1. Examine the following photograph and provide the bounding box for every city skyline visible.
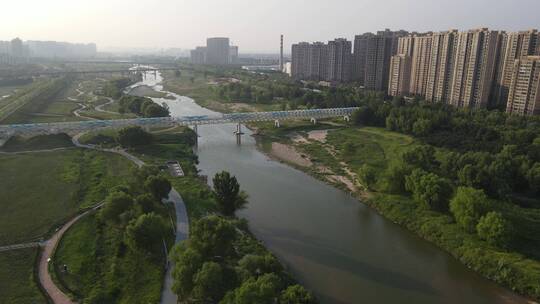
[1,0,540,53]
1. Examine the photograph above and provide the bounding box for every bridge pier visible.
[234,123,244,145]
[310,117,317,125]
[344,115,350,122]
[274,120,280,128]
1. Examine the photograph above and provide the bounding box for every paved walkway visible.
[95,97,118,114]
[38,205,99,304]
[160,189,190,304]
[0,241,40,253]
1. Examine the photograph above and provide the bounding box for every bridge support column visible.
[274,120,280,128]
[310,117,317,125]
[344,115,350,122]
[234,123,244,145]
[193,124,199,147]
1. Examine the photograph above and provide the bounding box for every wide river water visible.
[137,71,528,304]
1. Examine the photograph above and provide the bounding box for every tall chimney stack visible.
[280,35,284,72]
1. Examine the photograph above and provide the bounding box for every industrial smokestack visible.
[280,35,284,72]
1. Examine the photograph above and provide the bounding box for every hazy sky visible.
[1,0,539,53]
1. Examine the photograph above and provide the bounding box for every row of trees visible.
[353,101,540,202]
[172,171,317,303]
[102,77,134,99]
[347,102,540,298]
[118,95,170,118]
[86,166,174,303]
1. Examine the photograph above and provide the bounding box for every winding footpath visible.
[38,204,102,304]
[71,133,187,304]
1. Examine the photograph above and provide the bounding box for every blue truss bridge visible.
[0,107,358,139]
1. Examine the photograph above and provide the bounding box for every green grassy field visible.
[0,149,134,245]
[0,248,46,304]
[0,133,74,152]
[161,70,282,113]
[54,212,167,304]
[52,128,198,303]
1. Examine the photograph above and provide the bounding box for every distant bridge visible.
[0,107,358,139]
[0,67,178,79]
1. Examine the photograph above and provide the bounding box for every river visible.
[136,71,528,304]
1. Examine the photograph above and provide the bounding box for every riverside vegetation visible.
[256,98,540,300]
[161,65,540,300]
[56,125,316,303]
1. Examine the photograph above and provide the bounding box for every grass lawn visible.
[0,133,74,152]
[0,148,134,245]
[0,248,46,304]
[54,213,167,304]
[162,70,282,113]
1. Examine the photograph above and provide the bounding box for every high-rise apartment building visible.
[448,28,501,109]
[506,56,540,116]
[358,29,408,91]
[496,30,540,106]
[229,46,239,64]
[190,47,207,64]
[206,37,230,65]
[388,54,412,96]
[409,35,433,96]
[191,38,238,65]
[425,30,459,103]
[353,33,374,84]
[307,42,329,81]
[291,42,310,80]
[397,35,415,56]
[327,38,352,82]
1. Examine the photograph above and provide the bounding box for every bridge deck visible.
[0,107,358,138]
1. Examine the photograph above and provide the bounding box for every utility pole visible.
[279,35,284,72]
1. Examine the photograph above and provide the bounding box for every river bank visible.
[152,68,540,304]
[251,122,539,303]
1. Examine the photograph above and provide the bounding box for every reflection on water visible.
[138,71,527,304]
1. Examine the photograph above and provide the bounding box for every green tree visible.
[351,106,374,126]
[101,191,133,222]
[192,262,226,302]
[237,254,282,281]
[125,213,168,256]
[449,187,490,232]
[405,169,453,211]
[402,145,438,171]
[476,211,512,248]
[145,175,172,200]
[527,163,540,194]
[358,164,376,190]
[135,193,156,213]
[412,119,432,137]
[213,171,248,216]
[117,126,153,147]
[382,161,410,194]
[220,273,281,304]
[190,215,237,259]
[280,285,316,304]
[143,102,170,117]
[172,246,204,301]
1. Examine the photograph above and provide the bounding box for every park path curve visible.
[38,205,101,304]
